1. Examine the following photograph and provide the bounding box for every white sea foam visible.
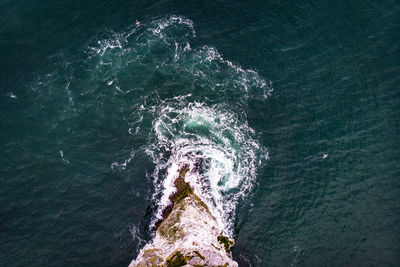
[7,92,17,99]
[91,35,124,56]
[84,15,272,102]
[150,15,196,38]
[64,80,75,107]
[146,101,267,233]
[32,15,271,238]
[111,150,135,170]
[80,15,271,233]
[59,150,70,164]
[200,46,273,98]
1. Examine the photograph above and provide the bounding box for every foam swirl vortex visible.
[147,100,268,233]
[30,15,271,264]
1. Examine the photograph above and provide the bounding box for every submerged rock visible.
[129,166,238,267]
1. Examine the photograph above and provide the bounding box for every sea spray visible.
[146,101,267,234]
[28,15,271,265]
[129,97,267,265]
[123,17,270,266]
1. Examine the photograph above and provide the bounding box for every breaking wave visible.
[31,15,272,236]
[146,100,268,233]
[83,15,272,233]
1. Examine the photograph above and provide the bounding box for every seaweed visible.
[170,165,193,203]
[166,251,186,267]
[156,165,193,229]
[217,235,234,253]
[193,250,205,260]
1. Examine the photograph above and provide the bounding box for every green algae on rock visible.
[166,251,187,267]
[217,235,234,253]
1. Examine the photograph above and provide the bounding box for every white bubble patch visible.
[30,14,272,239]
[146,102,267,233]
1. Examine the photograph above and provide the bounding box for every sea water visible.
[1,1,399,266]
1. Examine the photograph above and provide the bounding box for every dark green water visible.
[1,0,400,266]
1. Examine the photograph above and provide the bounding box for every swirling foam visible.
[146,101,267,233]
[30,15,271,236]
[84,15,272,233]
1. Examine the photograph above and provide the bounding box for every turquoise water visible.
[1,1,400,266]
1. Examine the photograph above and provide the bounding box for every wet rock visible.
[129,166,237,267]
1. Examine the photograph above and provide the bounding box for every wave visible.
[84,15,272,103]
[146,101,268,233]
[30,15,272,237]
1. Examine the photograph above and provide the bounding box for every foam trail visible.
[146,101,267,233]
[30,15,271,241]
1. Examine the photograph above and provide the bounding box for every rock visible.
[129,166,238,267]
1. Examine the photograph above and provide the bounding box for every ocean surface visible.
[1,0,400,266]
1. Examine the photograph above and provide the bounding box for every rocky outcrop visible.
[129,165,238,267]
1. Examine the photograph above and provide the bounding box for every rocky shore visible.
[129,165,238,267]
